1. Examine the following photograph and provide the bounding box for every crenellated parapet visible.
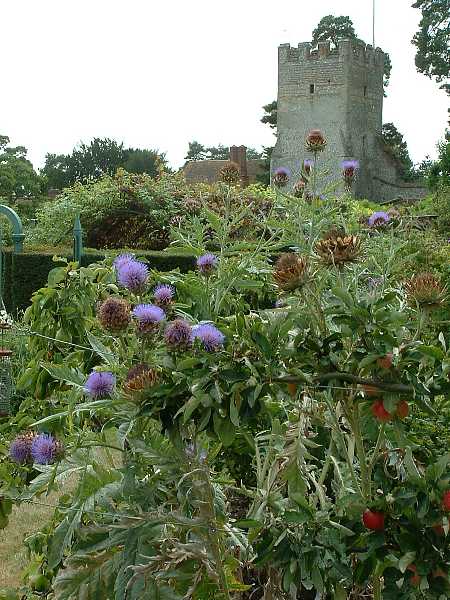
[279,39,385,67]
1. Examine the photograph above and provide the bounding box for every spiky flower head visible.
[274,253,309,291]
[368,211,391,228]
[315,233,362,265]
[273,167,290,188]
[164,319,193,350]
[113,253,135,271]
[85,371,116,398]
[31,433,64,465]
[183,197,202,214]
[124,363,159,394]
[116,259,149,293]
[9,431,36,464]
[293,179,306,198]
[197,253,218,275]
[191,323,225,352]
[132,304,165,334]
[306,129,327,153]
[341,159,359,189]
[153,284,175,307]
[220,161,240,184]
[303,159,313,175]
[404,273,446,308]
[97,296,131,331]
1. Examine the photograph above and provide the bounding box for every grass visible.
[0,494,58,588]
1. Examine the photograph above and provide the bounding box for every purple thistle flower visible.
[274,167,291,177]
[31,433,62,465]
[116,259,149,292]
[164,319,192,350]
[9,433,35,464]
[197,253,218,275]
[368,211,391,228]
[85,371,116,398]
[341,159,360,171]
[153,284,175,306]
[132,304,165,333]
[191,323,225,352]
[303,159,313,173]
[113,253,135,271]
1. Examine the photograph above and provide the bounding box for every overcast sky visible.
[1,0,447,170]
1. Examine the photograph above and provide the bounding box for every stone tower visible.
[271,39,425,201]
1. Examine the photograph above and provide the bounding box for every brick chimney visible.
[229,145,249,187]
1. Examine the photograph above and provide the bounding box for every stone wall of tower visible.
[272,38,426,201]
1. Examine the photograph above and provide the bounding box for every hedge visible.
[2,248,196,315]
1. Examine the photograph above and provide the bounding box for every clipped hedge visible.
[2,248,196,315]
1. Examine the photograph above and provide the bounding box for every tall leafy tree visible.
[312,15,391,91]
[381,123,415,180]
[412,0,450,94]
[312,15,356,48]
[0,135,41,199]
[185,141,207,161]
[261,101,277,130]
[185,142,262,161]
[122,148,166,177]
[42,138,166,190]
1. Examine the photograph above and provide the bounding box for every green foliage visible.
[184,142,262,162]
[381,122,416,181]
[1,164,450,598]
[41,138,166,190]
[312,14,356,47]
[311,15,392,91]
[0,136,41,200]
[30,170,186,249]
[412,0,450,94]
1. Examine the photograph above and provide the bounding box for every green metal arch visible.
[0,204,25,253]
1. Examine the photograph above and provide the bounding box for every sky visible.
[0,0,448,171]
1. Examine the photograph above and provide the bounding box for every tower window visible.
[310,84,315,94]
[364,85,367,97]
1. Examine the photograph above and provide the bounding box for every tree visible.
[412,0,450,94]
[312,15,356,48]
[381,123,415,180]
[205,144,229,160]
[184,142,263,162]
[261,101,277,130]
[311,15,391,91]
[0,134,41,199]
[427,136,450,188]
[185,141,207,161]
[122,148,166,177]
[41,139,167,190]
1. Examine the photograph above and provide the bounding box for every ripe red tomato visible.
[377,353,393,369]
[442,490,450,511]
[287,383,297,398]
[371,400,392,422]
[362,509,385,531]
[432,523,445,536]
[407,564,421,587]
[395,400,409,419]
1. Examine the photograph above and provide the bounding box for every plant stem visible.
[323,394,362,497]
[351,399,370,500]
